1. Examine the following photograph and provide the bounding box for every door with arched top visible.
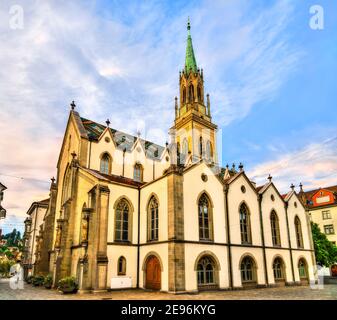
[145,256,161,290]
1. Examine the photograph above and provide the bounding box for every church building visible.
[32,21,316,293]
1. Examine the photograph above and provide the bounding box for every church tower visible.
[171,19,218,165]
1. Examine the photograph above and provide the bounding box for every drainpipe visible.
[122,148,126,176]
[258,194,269,286]
[88,140,92,168]
[284,202,295,283]
[224,184,233,289]
[153,160,155,180]
[136,186,141,288]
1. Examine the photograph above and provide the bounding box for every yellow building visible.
[34,21,316,293]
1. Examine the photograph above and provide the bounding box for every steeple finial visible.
[70,100,76,110]
[185,18,197,73]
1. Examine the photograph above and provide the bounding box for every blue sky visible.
[0,0,337,233]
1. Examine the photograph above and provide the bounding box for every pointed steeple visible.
[185,18,197,73]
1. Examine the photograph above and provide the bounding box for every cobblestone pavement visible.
[0,279,336,300]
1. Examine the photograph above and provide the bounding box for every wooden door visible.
[146,256,161,290]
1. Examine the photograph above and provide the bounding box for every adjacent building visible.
[0,182,7,239]
[22,198,49,278]
[299,185,337,245]
[32,21,316,293]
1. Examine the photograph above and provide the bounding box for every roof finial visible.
[290,183,295,191]
[299,182,303,192]
[187,17,191,32]
[106,119,110,127]
[268,174,272,182]
[70,100,76,110]
[239,162,244,172]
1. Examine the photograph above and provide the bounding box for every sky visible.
[0,0,337,234]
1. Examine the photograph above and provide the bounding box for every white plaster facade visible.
[35,22,317,294]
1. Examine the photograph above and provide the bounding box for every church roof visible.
[185,18,198,73]
[83,168,144,187]
[80,117,166,161]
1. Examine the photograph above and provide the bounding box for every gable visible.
[311,189,335,207]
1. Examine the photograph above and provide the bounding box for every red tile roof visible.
[299,185,337,208]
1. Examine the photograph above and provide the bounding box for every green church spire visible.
[185,18,198,73]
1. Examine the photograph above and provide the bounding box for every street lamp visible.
[0,206,6,220]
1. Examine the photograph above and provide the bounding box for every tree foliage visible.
[1,229,22,248]
[311,222,337,266]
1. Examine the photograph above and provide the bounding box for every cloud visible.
[0,0,316,233]
[248,137,337,193]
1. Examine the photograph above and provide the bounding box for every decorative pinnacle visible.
[226,164,229,169]
[290,183,295,191]
[70,100,76,110]
[268,174,272,182]
[239,163,244,171]
[51,177,55,184]
[299,182,303,192]
[187,17,191,32]
[71,151,77,159]
[106,119,110,127]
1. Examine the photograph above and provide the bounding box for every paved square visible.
[0,279,336,300]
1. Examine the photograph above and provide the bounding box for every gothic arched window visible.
[197,256,217,286]
[197,85,203,103]
[117,256,126,275]
[182,87,186,104]
[199,136,203,158]
[62,166,71,204]
[182,138,188,155]
[148,196,159,241]
[273,257,285,281]
[115,199,130,242]
[295,216,304,248]
[189,84,194,103]
[100,153,111,174]
[240,256,256,284]
[271,211,281,246]
[198,193,213,241]
[239,203,251,244]
[134,163,143,182]
[206,140,212,160]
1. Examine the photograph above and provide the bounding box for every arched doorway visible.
[145,255,161,290]
[298,258,309,285]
